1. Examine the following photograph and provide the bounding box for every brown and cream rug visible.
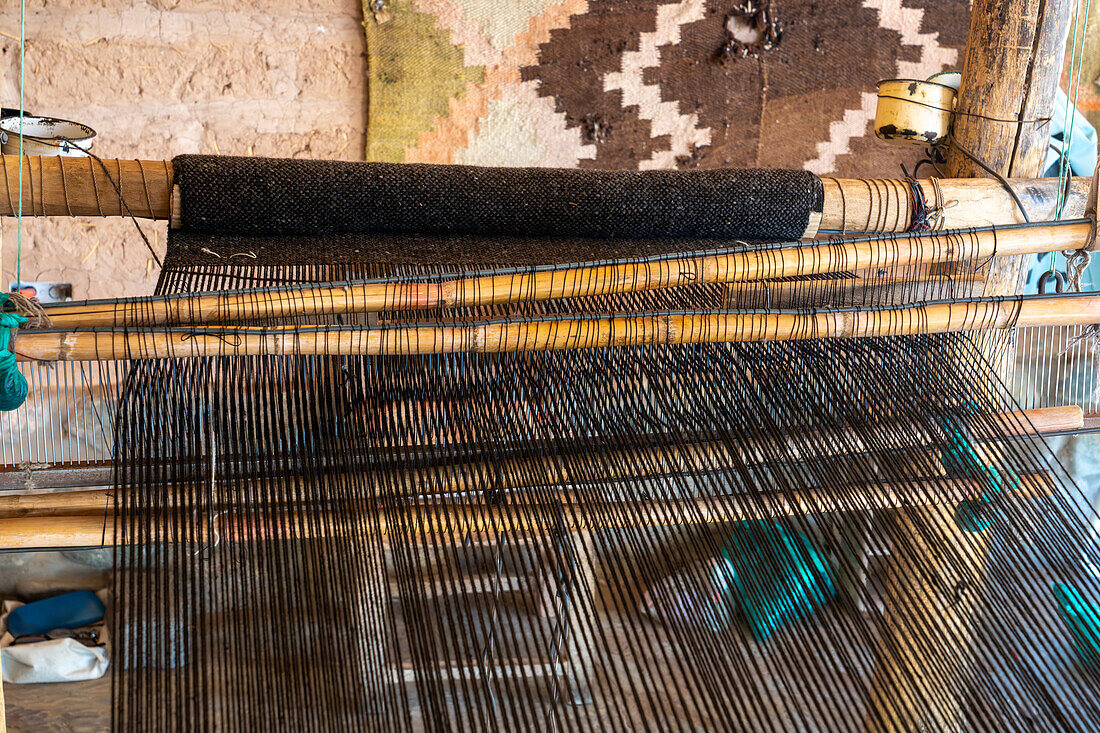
[362,0,970,176]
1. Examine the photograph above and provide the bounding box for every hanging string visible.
[14,0,26,290]
[1054,2,1094,290]
[4,289,49,328]
[1055,0,1092,221]
[876,95,1052,128]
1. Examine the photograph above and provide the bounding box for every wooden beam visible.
[0,155,171,219]
[13,294,1100,362]
[0,156,1089,235]
[31,222,1090,329]
[0,406,1077,518]
[820,176,1090,233]
[0,472,1057,551]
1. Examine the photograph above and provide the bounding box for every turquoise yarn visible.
[719,520,835,641]
[939,412,1020,533]
[0,293,29,411]
[953,464,1022,532]
[1054,582,1100,671]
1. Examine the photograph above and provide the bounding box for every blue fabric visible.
[1043,87,1098,180]
[6,590,105,637]
[0,292,28,411]
[1025,87,1099,294]
[719,521,835,640]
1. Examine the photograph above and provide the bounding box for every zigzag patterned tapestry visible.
[362,0,970,176]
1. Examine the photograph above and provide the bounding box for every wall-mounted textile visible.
[362,0,969,176]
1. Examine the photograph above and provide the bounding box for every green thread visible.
[1055,0,1091,220]
[719,521,835,640]
[15,0,26,289]
[0,293,28,411]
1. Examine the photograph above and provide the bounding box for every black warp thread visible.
[167,231,774,267]
[171,155,823,260]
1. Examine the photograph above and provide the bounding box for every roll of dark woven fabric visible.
[171,155,822,255]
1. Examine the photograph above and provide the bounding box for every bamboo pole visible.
[724,275,987,309]
[0,471,1056,551]
[31,222,1090,329]
[0,155,1089,234]
[820,176,1090,233]
[13,294,1100,362]
[0,406,1075,518]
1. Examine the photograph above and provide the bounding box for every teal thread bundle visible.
[1054,582,1100,671]
[0,293,29,411]
[939,411,1021,532]
[720,520,835,640]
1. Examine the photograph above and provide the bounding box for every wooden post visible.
[867,0,1075,730]
[945,0,1074,292]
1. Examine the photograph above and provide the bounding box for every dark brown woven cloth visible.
[172,155,822,261]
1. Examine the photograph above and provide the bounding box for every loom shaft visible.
[13,294,1100,361]
[0,154,1090,234]
[0,472,1058,551]
[29,221,1092,329]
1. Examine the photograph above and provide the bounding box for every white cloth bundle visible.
[0,593,110,684]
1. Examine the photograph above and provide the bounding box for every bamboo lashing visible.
[23,220,1094,329]
[0,155,172,220]
[0,155,1090,234]
[12,293,1100,361]
[0,471,1057,551]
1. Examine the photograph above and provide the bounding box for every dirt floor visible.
[5,563,1097,733]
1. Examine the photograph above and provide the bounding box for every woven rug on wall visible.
[362,0,970,177]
